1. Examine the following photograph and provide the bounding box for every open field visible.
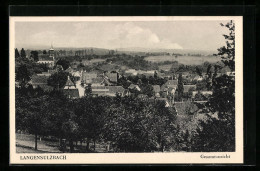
[158,64,172,71]
[145,55,220,65]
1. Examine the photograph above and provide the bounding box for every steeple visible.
[49,42,55,59]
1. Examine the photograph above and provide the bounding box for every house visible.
[192,91,213,99]
[148,97,171,107]
[91,86,110,96]
[183,85,196,93]
[30,75,53,92]
[152,85,161,97]
[37,55,55,68]
[72,71,81,82]
[107,86,125,96]
[64,67,74,73]
[91,77,105,86]
[81,72,97,84]
[106,72,118,83]
[161,79,178,89]
[91,85,125,97]
[160,79,178,96]
[128,84,141,91]
[63,76,79,99]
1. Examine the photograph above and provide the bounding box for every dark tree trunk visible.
[86,139,90,151]
[161,141,164,152]
[69,139,74,153]
[35,132,38,150]
[59,138,62,146]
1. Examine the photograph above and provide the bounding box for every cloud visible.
[109,22,183,49]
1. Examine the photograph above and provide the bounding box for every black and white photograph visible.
[9,16,243,164]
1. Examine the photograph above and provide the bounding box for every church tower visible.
[49,43,55,61]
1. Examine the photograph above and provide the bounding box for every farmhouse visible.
[30,75,53,92]
[161,79,178,91]
[63,76,79,99]
[91,85,125,97]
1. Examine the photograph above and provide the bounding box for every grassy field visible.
[158,64,172,71]
[145,55,220,65]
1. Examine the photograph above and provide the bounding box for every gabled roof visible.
[128,84,141,91]
[64,76,76,89]
[30,75,53,91]
[106,73,118,82]
[107,86,125,93]
[65,67,73,73]
[92,77,104,84]
[82,72,97,80]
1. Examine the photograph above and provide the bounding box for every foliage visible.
[103,97,177,152]
[30,51,39,61]
[191,20,236,152]
[215,21,235,72]
[177,74,184,100]
[20,48,26,58]
[56,59,70,70]
[15,48,20,58]
[15,64,31,87]
[84,84,92,96]
[191,117,235,152]
[47,71,75,90]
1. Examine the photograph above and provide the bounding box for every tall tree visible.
[47,71,75,90]
[20,48,26,58]
[15,48,20,58]
[30,51,39,61]
[177,73,184,100]
[15,64,31,87]
[84,84,92,96]
[56,59,70,70]
[192,20,236,152]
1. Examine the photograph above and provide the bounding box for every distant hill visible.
[18,45,217,56]
[117,47,217,56]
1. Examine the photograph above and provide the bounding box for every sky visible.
[15,20,230,51]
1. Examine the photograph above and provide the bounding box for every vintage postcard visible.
[9,16,243,164]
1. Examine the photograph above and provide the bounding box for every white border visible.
[9,16,243,164]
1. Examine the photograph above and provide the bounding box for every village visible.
[14,41,236,153]
[19,45,231,109]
